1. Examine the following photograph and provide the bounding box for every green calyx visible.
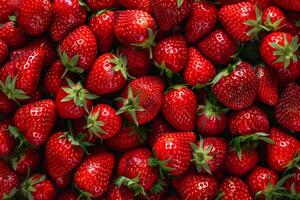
[2,187,17,200]
[148,152,174,178]
[61,78,99,113]
[115,86,145,126]
[165,84,187,94]
[8,126,29,149]
[244,6,264,40]
[264,13,286,32]
[20,175,46,200]
[115,176,146,197]
[58,132,92,154]
[269,35,300,69]
[154,61,174,78]
[284,152,300,175]
[150,178,167,195]
[0,75,30,103]
[75,184,93,200]
[129,123,148,143]
[198,99,229,120]
[131,28,156,59]
[211,59,242,85]
[108,54,134,80]
[85,109,107,141]
[78,0,91,12]
[58,47,84,78]
[177,0,183,8]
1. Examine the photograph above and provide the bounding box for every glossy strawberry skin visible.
[0,39,8,65]
[197,112,227,137]
[106,185,134,200]
[0,22,27,49]
[220,176,253,200]
[0,118,15,156]
[28,174,56,200]
[14,148,41,176]
[273,0,300,11]
[275,62,300,85]
[0,0,14,23]
[86,0,118,10]
[0,92,17,114]
[0,160,20,199]
[119,0,153,14]
[262,6,286,31]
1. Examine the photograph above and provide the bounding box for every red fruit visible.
[153,0,191,31]
[183,48,216,87]
[262,6,286,32]
[119,0,153,14]
[151,132,196,176]
[153,35,188,76]
[275,83,300,132]
[173,173,218,200]
[89,10,115,53]
[86,0,118,10]
[212,61,258,110]
[13,99,56,146]
[197,29,238,65]
[0,91,17,114]
[184,1,217,43]
[285,168,300,193]
[0,0,14,23]
[220,176,253,200]
[50,0,87,42]
[267,127,300,172]
[0,118,15,156]
[0,39,8,65]
[116,76,165,126]
[219,2,262,42]
[106,185,134,200]
[74,152,115,198]
[273,0,300,11]
[275,61,300,85]
[0,21,27,49]
[0,160,19,199]
[12,148,41,176]
[58,190,78,200]
[17,0,52,36]
[52,172,71,189]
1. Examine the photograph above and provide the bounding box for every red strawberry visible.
[50,0,87,42]
[150,132,196,176]
[152,0,192,31]
[88,10,115,53]
[0,39,8,65]
[275,83,300,132]
[13,99,56,146]
[58,189,78,200]
[273,0,300,11]
[86,0,118,10]
[191,137,228,174]
[172,173,218,200]
[219,2,262,42]
[116,76,165,126]
[52,173,72,189]
[197,28,238,65]
[285,168,300,193]
[0,91,17,114]
[260,32,299,70]
[0,21,27,49]
[219,0,270,8]
[275,61,300,85]
[106,185,134,200]
[17,0,52,36]
[153,35,188,77]
[20,174,56,200]
[267,127,300,172]
[85,53,130,95]
[183,48,216,87]
[184,1,217,43]
[262,6,286,32]
[116,148,158,196]
[0,0,14,23]
[119,0,153,14]
[162,85,197,131]
[212,61,258,110]
[0,118,15,156]
[0,160,19,200]
[220,176,253,200]
[74,152,115,198]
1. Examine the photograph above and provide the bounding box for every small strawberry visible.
[0,21,27,49]
[119,0,153,14]
[262,6,286,32]
[0,118,15,156]
[0,160,19,200]
[273,0,300,11]
[162,85,197,131]
[106,185,134,200]
[86,0,118,10]
[0,39,8,65]
[220,176,253,200]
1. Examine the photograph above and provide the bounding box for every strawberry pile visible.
[0,0,300,199]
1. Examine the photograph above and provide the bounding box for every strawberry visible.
[150,132,196,176]
[197,29,238,65]
[0,39,8,65]
[0,160,19,200]
[50,0,87,42]
[0,118,15,156]
[74,152,115,198]
[275,83,300,132]
[55,79,97,119]
[119,0,153,14]
[0,91,17,114]
[172,173,218,200]
[259,32,299,70]
[220,176,253,200]
[183,48,216,87]
[106,185,134,200]
[162,85,197,131]
[267,127,300,172]
[51,172,72,189]
[153,35,188,77]
[116,148,158,196]
[191,137,228,175]
[273,0,300,11]
[58,189,78,200]
[285,168,300,193]
[212,61,258,110]
[88,10,115,54]
[85,53,130,95]
[184,1,218,43]
[116,76,165,126]
[262,6,286,32]
[20,174,56,200]
[275,62,300,85]
[13,99,56,146]
[0,21,27,49]
[86,0,118,10]
[219,2,263,42]
[0,0,14,23]
[152,0,191,31]
[17,0,52,36]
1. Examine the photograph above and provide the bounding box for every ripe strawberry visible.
[50,0,87,42]
[150,132,196,176]
[197,29,238,65]
[267,127,300,172]
[116,76,165,126]
[17,0,52,36]
[119,0,153,14]
[0,39,8,65]
[0,118,15,156]
[0,91,17,114]
[13,99,56,146]
[276,61,300,85]
[172,173,218,200]
[0,160,19,200]
[219,2,262,42]
[88,10,115,53]
[285,168,300,193]
[275,83,300,131]
[153,0,192,31]
[0,0,14,23]
[106,185,134,200]
[220,176,253,200]
[86,53,130,95]
[0,21,27,50]
[162,85,197,131]
[260,32,299,70]
[51,172,72,189]
[20,174,56,200]
[212,61,258,110]
[58,189,78,200]
[153,35,188,77]
[273,0,300,11]
[74,152,115,198]
[86,0,118,10]
[183,48,216,87]
[262,6,286,32]
[184,1,217,43]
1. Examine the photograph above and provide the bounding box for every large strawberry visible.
[0,160,19,199]
[220,176,253,200]
[0,39,8,65]
[0,21,27,49]
[74,152,115,198]
[13,99,56,146]
[275,83,300,132]
[119,0,153,14]
[273,0,300,11]
[116,76,165,126]
[0,118,15,156]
